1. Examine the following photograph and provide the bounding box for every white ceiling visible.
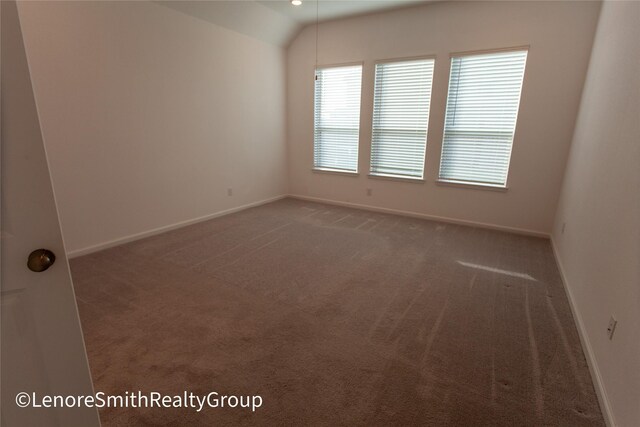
[157,1,299,46]
[257,0,431,25]
[156,0,435,46]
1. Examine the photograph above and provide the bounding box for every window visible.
[439,49,528,187]
[370,58,435,179]
[314,65,363,173]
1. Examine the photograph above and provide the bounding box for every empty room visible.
[2,0,638,426]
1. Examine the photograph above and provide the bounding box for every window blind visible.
[370,58,434,179]
[314,65,363,172]
[439,49,528,187]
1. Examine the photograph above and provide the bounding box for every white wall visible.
[287,0,601,235]
[552,1,640,426]
[17,1,288,255]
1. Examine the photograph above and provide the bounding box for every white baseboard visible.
[66,195,288,258]
[550,237,616,427]
[289,194,550,238]
[68,194,549,258]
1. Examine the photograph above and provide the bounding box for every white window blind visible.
[439,49,528,187]
[314,65,363,172]
[370,58,435,179]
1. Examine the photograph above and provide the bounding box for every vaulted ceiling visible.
[156,0,435,46]
[257,0,431,25]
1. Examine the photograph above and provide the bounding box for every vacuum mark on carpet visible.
[546,296,587,396]
[251,222,292,240]
[421,298,448,366]
[525,288,544,421]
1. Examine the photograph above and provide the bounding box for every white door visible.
[1,1,100,426]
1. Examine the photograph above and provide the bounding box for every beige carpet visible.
[70,198,604,426]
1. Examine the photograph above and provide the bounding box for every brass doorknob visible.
[27,249,56,272]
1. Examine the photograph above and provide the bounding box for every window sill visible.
[436,179,508,192]
[368,173,425,184]
[312,168,359,177]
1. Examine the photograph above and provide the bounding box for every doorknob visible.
[27,249,56,272]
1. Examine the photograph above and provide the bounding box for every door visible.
[1,1,100,426]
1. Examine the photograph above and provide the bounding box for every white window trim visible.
[375,54,437,65]
[312,62,364,174]
[368,173,425,184]
[436,179,508,192]
[369,55,436,180]
[438,46,529,189]
[449,45,530,59]
[312,168,359,177]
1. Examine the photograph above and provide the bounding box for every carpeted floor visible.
[70,198,604,426]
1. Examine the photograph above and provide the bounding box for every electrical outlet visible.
[607,316,617,340]
[561,222,566,234]
[227,188,233,196]
[366,188,372,196]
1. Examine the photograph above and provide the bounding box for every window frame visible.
[369,55,436,182]
[437,46,529,189]
[312,61,364,175]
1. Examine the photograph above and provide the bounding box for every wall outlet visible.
[607,316,617,340]
[366,188,372,196]
[561,222,566,234]
[227,188,233,196]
